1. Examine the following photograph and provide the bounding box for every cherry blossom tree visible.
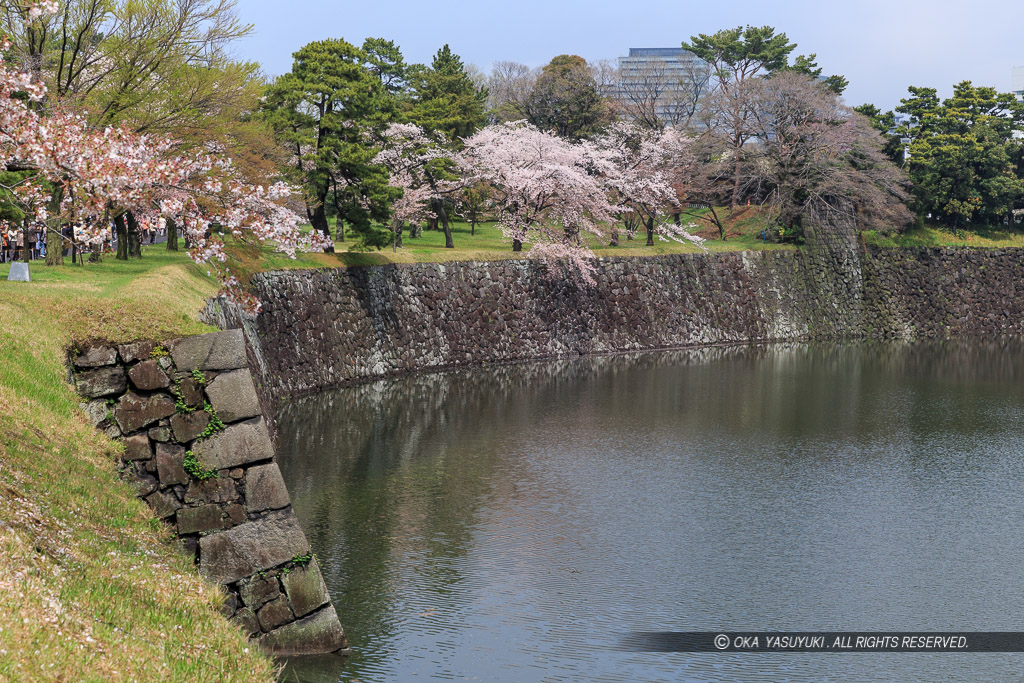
[460,120,619,280]
[594,121,704,247]
[0,2,326,311]
[374,122,463,249]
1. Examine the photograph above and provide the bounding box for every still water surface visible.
[277,342,1024,682]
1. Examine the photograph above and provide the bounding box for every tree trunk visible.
[471,219,476,236]
[166,218,178,251]
[709,205,725,241]
[331,180,345,243]
[41,186,65,266]
[114,214,128,260]
[645,216,655,246]
[410,222,422,238]
[45,226,63,266]
[513,239,522,252]
[22,220,31,263]
[88,239,102,263]
[434,199,454,249]
[609,228,619,247]
[730,139,743,209]
[392,218,403,252]
[310,202,334,253]
[126,212,142,258]
[673,212,681,226]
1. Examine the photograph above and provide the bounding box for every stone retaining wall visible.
[202,246,1024,400]
[71,330,346,656]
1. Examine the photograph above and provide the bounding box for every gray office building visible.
[616,47,710,126]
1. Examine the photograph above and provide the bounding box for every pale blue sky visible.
[233,0,1024,110]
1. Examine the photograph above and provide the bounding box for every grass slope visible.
[226,210,794,282]
[0,248,275,682]
[863,222,1024,249]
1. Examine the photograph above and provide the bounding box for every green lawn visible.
[863,222,1024,249]
[225,212,795,282]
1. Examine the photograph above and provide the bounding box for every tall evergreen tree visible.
[526,55,609,140]
[408,44,487,141]
[895,82,1024,230]
[262,38,398,250]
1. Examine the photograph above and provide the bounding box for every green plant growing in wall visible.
[291,553,313,568]
[183,451,217,481]
[191,369,207,385]
[180,401,227,481]
[173,380,195,414]
[149,345,169,358]
[199,402,225,439]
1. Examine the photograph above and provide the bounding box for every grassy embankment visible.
[0,248,276,682]
[225,207,793,281]
[863,221,1024,248]
[228,210,1024,282]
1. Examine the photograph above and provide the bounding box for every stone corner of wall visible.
[67,329,346,656]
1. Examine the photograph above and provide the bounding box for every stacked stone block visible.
[72,329,347,656]
[202,247,1024,400]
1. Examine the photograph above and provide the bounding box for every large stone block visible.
[81,400,110,427]
[199,512,310,584]
[76,366,127,398]
[177,504,225,535]
[7,262,30,282]
[281,558,329,618]
[170,330,246,372]
[176,378,205,409]
[128,359,170,391]
[205,369,261,423]
[114,392,176,433]
[224,503,246,526]
[155,443,188,487]
[244,463,290,513]
[148,426,171,442]
[122,434,153,461]
[74,344,117,368]
[184,476,239,505]
[145,490,180,519]
[125,471,158,497]
[192,418,274,471]
[258,604,347,655]
[230,607,260,637]
[170,411,210,443]
[257,594,294,632]
[117,341,156,364]
[239,573,280,609]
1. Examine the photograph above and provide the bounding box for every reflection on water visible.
[276,341,1024,682]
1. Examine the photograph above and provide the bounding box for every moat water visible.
[277,341,1024,682]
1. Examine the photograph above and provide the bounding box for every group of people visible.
[0,226,46,263]
[1,217,167,264]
